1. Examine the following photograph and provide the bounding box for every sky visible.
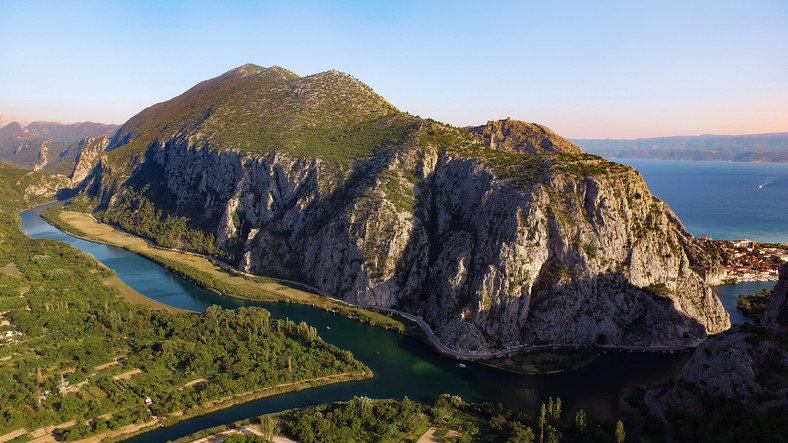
[0,0,786,139]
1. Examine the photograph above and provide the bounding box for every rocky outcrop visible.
[33,141,49,171]
[76,64,731,353]
[762,263,788,329]
[16,171,71,197]
[466,118,583,154]
[662,263,788,411]
[71,137,111,184]
[84,134,730,352]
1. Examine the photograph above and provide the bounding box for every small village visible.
[715,239,788,282]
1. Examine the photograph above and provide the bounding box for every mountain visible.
[0,121,26,141]
[25,121,120,143]
[0,114,27,129]
[70,64,730,353]
[573,133,788,162]
[467,119,583,155]
[0,119,119,170]
[657,263,788,439]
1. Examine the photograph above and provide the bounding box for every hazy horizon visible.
[1,1,786,139]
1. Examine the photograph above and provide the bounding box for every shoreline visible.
[13,371,371,443]
[38,205,409,332]
[40,205,710,363]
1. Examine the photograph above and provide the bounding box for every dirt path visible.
[94,357,123,371]
[183,378,207,388]
[113,368,142,380]
[0,428,27,443]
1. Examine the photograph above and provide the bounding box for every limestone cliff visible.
[762,263,788,329]
[74,64,730,352]
[662,263,788,411]
[71,136,111,184]
[15,170,71,198]
[466,118,583,154]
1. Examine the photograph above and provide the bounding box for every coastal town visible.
[712,238,788,282]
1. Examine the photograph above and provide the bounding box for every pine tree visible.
[575,409,587,434]
[616,420,625,443]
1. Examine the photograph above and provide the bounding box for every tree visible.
[259,415,276,440]
[538,403,546,443]
[575,409,587,434]
[506,422,535,443]
[616,420,625,443]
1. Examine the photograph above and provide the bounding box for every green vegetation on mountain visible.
[106,65,401,167]
[40,203,409,333]
[0,162,368,441]
[737,288,772,321]
[666,396,788,442]
[102,190,223,257]
[73,64,729,355]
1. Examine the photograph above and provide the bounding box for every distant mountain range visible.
[0,117,119,171]
[572,133,788,162]
[0,114,28,129]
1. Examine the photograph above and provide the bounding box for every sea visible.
[613,160,785,325]
[615,160,788,244]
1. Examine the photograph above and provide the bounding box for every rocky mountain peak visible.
[0,121,25,141]
[466,118,584,154]
[235,63,268,77]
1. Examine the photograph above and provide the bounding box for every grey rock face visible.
[72,137,111,184]
[661,329,765,413]
[88,136,730,352]
[762,263,788,329]
[662,265,788,412]
[466,118,584,154]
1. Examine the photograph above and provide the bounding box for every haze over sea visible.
[618,160,788,244]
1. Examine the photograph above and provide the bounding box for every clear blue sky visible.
[1,0,786,138]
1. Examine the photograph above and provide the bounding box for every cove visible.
[21,202,692,442]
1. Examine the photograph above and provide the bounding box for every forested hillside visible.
[0,162,368,441]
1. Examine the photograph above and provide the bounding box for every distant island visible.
[572,132,788,162]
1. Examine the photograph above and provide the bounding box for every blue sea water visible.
[616,160,788,243]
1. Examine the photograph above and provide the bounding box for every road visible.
[57,213,706,362]
[166,247,709,361]
[645,389,677,443]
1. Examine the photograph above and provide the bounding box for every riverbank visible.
[103,275,184,312]
[41,205,708,371]
[41,206,409,333]
[10,372,371,443]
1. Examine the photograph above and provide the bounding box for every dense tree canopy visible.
[0,163,367,441]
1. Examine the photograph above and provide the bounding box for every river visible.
[21,204,709,441]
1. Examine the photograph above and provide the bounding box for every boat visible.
[458,363,466,368]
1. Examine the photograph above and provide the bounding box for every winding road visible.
[645,389,676,443]
[57,209,706,362]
